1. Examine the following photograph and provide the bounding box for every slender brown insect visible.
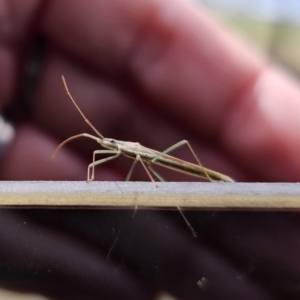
[52,76,234,237]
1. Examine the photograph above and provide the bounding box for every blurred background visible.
[2,1,300,300]
[197,0,300,79]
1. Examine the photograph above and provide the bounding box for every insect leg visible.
[125,159,139,181]
[126,155,157,185]
[87,150,121,182]
[148,165,197,238]
[176,207,198,238]
[128,156,157,217]
[152,140,213,182]
[137,156,157,186]
[148,165,165,182]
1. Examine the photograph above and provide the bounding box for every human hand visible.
[2,0,300,182]
[1,1,300,300]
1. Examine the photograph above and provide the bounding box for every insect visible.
[52,76,234,237]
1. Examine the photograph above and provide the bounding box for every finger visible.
[33,50,244,180]
[42,0,264,134]
[222,69,300,181]
[42,0,300,181]
[21,209,271,300]
[0,210,152,300]
[0,123,122,180]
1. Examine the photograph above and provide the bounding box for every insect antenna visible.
[51,133,100,159]
[62,76,104,139]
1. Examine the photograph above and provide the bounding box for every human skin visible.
[1,0,300,182]
[1,1,300,300]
